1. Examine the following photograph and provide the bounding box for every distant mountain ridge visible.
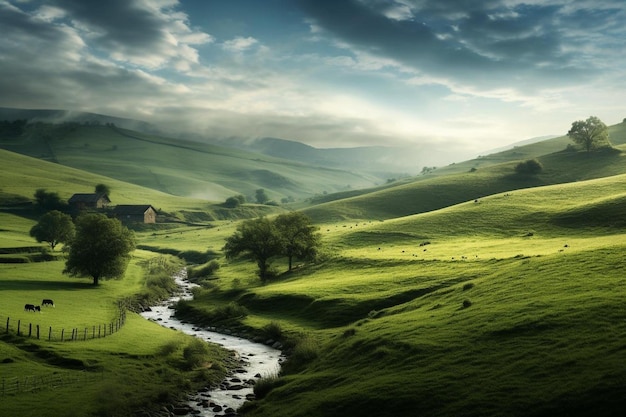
[218,137,424,176]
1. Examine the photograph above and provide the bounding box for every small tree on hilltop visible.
[515,159,543,176]
[63,213,135,285]
[223,217,283,282]
[29,210,75,250]
[274,212,321,271]
[567,116,611,152]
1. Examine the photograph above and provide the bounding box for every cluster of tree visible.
[34,188,68,212]
[0,119,27,138]
[29,183,134,285]
[223,212,321,281]
[30,210,135,285]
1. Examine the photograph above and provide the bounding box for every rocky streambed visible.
[140,270,283,416]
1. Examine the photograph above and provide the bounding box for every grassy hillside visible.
[303,144,626,222]
[0,123,381,202]
[0,148,285,224]
[4,117,626,417]
[177,171,626,417]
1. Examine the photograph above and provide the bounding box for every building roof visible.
[112,205,156,215]
[68,193,111,203]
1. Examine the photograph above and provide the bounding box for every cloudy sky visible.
[1,0,625,161]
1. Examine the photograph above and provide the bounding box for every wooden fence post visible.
[49,326,52,341]
[5,317,9,333]
[36,324,40,340]
[61,329,64,342]
[17,320,20,336]
[28,323,32,337]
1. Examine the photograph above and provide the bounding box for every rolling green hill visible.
[181,171,626,417]
[3,114,626,417]
[0,122,382,202]
[302,140,626,222]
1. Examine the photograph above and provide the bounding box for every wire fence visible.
[1,301,127,342]
[0,371,101,397]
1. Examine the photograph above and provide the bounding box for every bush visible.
[182,338,211,370]
[282,334,319,373]
[263,321,283,341]
[515,159,543,175]
[223,196,241,208]
[253,373,282,399]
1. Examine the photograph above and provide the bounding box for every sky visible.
[1,0,625,162]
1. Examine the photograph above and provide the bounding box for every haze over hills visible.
[0,107,535,179]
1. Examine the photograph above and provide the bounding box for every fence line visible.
[0,370,101,397]
[1,302,127,342]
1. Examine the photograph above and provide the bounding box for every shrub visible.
[514,159,543,175]
[182,338,211,370]
[282,334,319,372]
[253,373,281,399]
[263,321,283,341]
[462,299,472,308]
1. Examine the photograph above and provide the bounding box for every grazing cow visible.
[24,304,35,312]
[34,306,41,312]
[42,299,54,307]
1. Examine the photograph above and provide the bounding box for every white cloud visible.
[222,36,259,52]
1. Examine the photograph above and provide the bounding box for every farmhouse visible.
[68,193,111,211]
[113,205,157,224]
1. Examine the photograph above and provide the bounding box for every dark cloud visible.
[53,0,172,53]
[297,0,621,89]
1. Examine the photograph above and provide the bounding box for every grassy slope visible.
[303,144,626,222]
[184,171,626,417]
[1,124,380,202]
[4,121,626,416]
[0,148,209,212]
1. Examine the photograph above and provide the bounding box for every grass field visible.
[0,249,232,417]
[179,169,626,417]
[3,121,626,416]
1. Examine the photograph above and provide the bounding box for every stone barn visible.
[68,193,111,211]
[113,205,158,224]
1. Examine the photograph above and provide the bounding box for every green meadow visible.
[2,120,626,416]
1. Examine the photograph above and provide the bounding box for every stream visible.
[140,270,283,417]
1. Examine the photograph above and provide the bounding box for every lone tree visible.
[95,183,111,196]
[567,116,611,152]
[515,159,543,176]
[63,213,135,285]
[255,189,269,204]
[223,217,283,282]
[29,210,75,250]
[274,212,321,271]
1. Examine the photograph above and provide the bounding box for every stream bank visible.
[140,270,283,417]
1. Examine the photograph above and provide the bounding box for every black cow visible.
[42,299,54,307]
[24,304,35,312]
